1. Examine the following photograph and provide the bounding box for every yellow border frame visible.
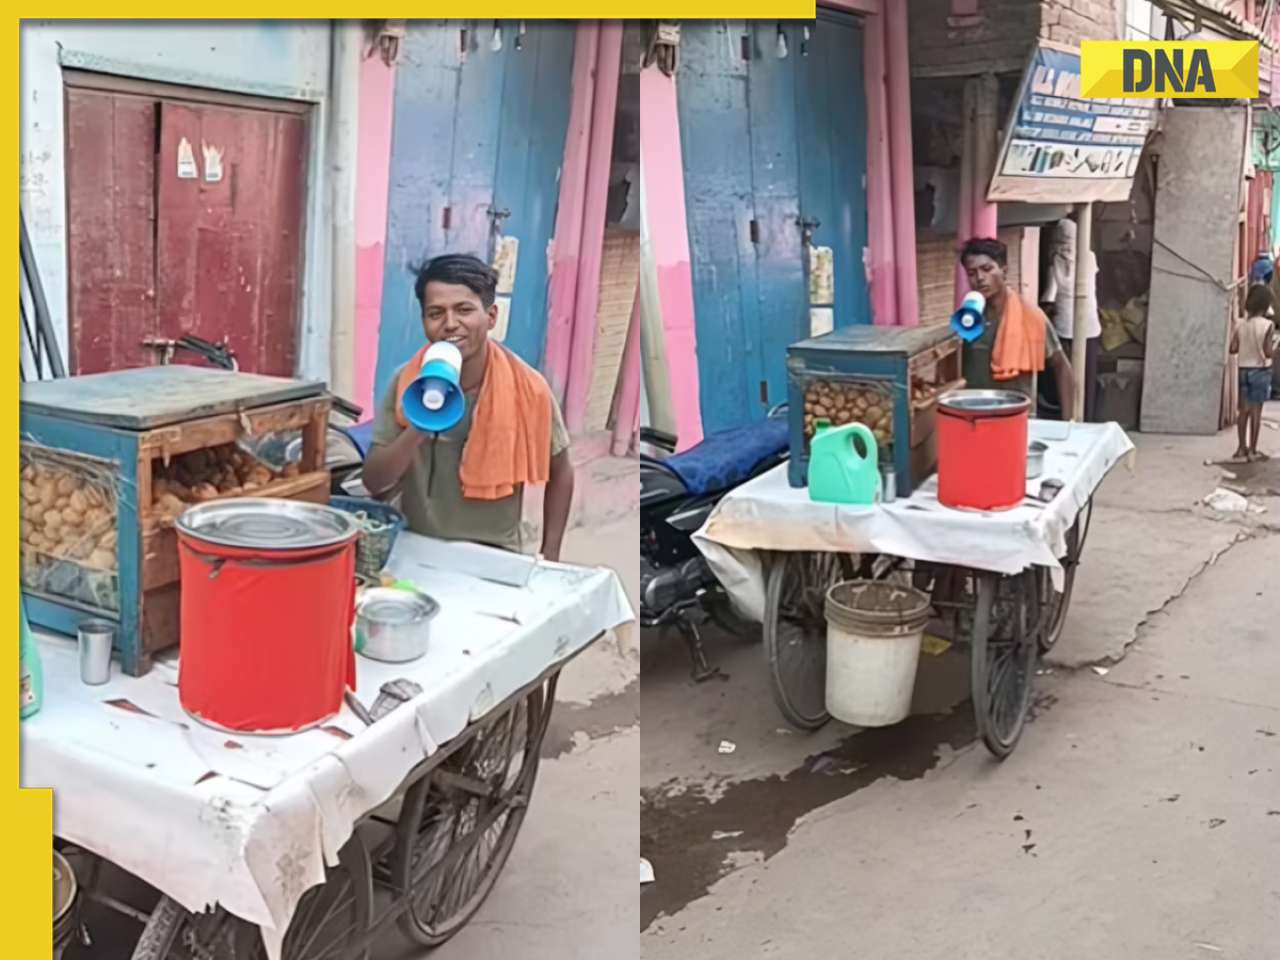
[11,18,53,955]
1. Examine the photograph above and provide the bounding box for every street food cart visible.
[20,366,633,958]
[28,531,631,959]
[694,418,1133,758]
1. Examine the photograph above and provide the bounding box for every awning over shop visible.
[1149,0,1273,46]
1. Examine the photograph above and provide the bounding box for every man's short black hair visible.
[959,237,1008,269]
[412,254,499,309]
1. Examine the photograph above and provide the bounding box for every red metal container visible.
[936,390,1030,512]
[176,499,359,734]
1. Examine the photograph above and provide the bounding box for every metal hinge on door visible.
[749,219,760,244]
[442,207,452,230]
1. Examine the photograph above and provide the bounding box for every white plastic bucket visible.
[824,580,931,727]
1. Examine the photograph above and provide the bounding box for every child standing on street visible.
[1230,282,1277,462]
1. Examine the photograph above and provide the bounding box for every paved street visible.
[641,414,1280,959]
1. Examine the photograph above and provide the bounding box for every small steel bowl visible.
[356,587,439,663]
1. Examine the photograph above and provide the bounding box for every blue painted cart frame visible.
[21,414,145,670]
[21,391,332,676]
[785,325,964,495]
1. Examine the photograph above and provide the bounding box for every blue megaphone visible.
[950,290,986,342]
[401,341,466,432]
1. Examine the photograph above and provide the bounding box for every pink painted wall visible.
[863,9,897,326]
[640,64,703,449]
[544,23,600,407]
[885,0,920,326]
[353,52,397,419]
[564,22,623,435]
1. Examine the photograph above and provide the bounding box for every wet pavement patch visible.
[640,705,980,930]
[542,679,638,758]
[1211,457,1280,497]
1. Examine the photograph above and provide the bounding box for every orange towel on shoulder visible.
[395,341,553,501]
[991,293,1048,381]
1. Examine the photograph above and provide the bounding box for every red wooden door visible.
[66,85,308,376]
[65,89,158,374]
[155,102,307,376]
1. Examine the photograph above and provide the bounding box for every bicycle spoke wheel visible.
[134,845,371,960]
[133,898,282,960]
[763,551,854,730]
[392,683,548,948]
[970,572,1037,759]
[274,861,368,960]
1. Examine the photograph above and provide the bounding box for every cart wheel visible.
[969,571,1037,759]
[1037,498,1092,654]
[132,838,371,960]
[763,551,854,731]
[391,681,550,948]
[132,899,246,960]
[131,897,187,960]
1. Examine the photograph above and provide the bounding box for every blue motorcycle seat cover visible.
[662,418,788,497]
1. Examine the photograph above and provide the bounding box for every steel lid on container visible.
[176,498,360,551]
[937,389,1030,419]
[357,587,439,625]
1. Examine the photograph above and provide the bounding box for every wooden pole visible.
[1071,202,1092,422]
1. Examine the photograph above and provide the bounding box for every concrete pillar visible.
[1071,202,1092,422]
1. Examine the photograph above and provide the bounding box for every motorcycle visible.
[640,406,790,681]
[143,335,369,495]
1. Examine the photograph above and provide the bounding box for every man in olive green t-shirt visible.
[959,236,1075,418]
[364,255,575,560]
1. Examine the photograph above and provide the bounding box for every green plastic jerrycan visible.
[808,420,882,506]
[19,595,43,720]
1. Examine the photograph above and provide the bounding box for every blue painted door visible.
[677,14,869,434]
[796,13,869,340]
[376,21,575,401]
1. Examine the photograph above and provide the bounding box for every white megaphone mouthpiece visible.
[402,339,467,432]
[950,290,987,342]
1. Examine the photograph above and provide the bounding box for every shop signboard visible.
[989,41,1158,204]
